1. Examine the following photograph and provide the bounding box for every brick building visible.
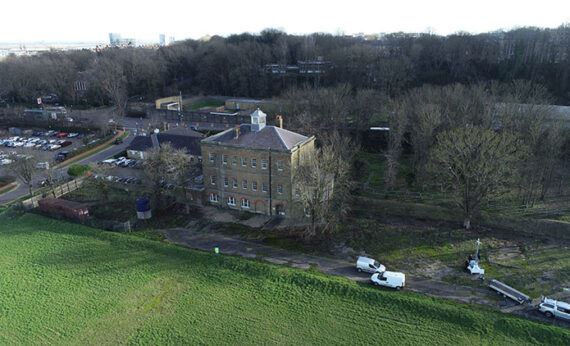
[201,109,315,217]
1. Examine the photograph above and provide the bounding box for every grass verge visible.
[0,213,568,344]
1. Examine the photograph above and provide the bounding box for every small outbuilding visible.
[38,198,90,220]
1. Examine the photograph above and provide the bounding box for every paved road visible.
[0,132,134,205]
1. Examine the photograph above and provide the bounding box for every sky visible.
[1,0,569,43]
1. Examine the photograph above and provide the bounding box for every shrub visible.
[67,164,91,177]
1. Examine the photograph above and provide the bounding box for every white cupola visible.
[250,108,267,132]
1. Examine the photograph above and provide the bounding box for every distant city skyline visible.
[1,0,569,43]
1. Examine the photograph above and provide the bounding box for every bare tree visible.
[89,56,127,117]
[383,99,408,189]
[293,132,355,238]
[143,143,189,209]
[8,151,37,197]
[429,126,525,229]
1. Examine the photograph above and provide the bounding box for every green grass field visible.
[0,213,569,345]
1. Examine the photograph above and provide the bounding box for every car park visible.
[539,297,570,321]
[356,256,386,274]
[371,271,406,290]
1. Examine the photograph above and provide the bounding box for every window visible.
[262,182,268,193]
[223,177,229,187]
[227,196,236,206]
[232,156,237,166]
[277,184,283,194]
[241,198,250,208]
[277,161,283,171]
[261,159,268,170]
[210,175,217,185]
[222,154,227,165]
[251,159,257,168]
[241,157,247,166]
[209,193,219,203]
[242,179,248,189]
[208,153,215,163]
[232,178,238,189]
[252,181,257,191]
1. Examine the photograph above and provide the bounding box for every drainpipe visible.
[268,147,272,216]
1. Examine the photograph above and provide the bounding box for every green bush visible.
[67,164,91,177]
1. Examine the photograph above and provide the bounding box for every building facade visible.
[201,109,315,217]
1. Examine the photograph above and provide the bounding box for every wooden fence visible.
[21,177,86,209]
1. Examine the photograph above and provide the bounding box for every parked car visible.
[539,297,570,321]
[67,133,79,138]
[356,256,386,274]
[35,162,50,170]
[60,141,72,147]
[99,159,117,166]
[55,151,70,162]
[371,271,406,290]
[56,132,68,138]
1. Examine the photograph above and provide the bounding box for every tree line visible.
[0,25,569,108]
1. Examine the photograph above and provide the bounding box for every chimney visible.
[276,115,283,129]
[234,125,240,139]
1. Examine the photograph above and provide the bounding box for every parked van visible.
[371,271,406,290]
[539,297,570,321]
[356,256,386,274]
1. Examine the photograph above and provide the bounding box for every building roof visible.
[127,128,203,156]
[159,133,201,156]
[127,136,153,152]
[202,125,310,152]
[226,98,265,103]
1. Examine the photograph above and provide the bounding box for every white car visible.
[539,297,570,321]
[356,256,386,274]
[371,271,406,290]
[100,158,117,165]
[35,162,50,170]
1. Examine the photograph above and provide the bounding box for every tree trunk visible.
[463,217,471,230]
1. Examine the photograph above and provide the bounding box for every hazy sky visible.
[1,0,569,42]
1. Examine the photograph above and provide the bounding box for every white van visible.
[539,297,570,321]
[371,271,406,290]
[356,256,386,274]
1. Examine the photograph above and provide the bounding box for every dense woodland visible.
[0,26,569,107]
[1,26,570,228]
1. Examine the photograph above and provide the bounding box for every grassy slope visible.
[0,214,568,345]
